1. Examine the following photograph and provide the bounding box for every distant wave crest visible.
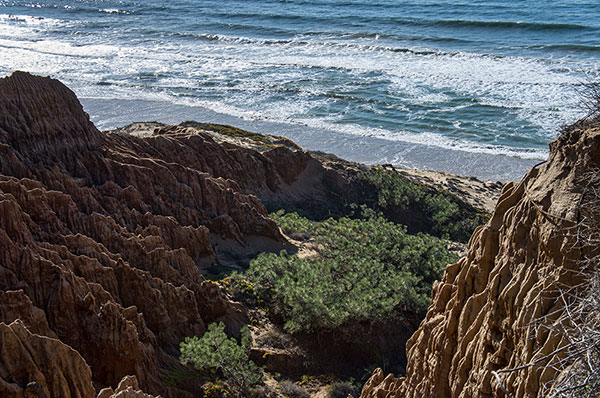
[431,19,595,31]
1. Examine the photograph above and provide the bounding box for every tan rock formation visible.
[361,122,600,397]
[0,320,157,398]
[0,71,336,395]
[97,376,159,398]
[0,320,95,398]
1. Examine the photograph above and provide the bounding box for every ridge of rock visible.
[0,320,95,398]
[361,123,600,397]
[0,72,342,396]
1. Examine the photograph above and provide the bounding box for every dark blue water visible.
[1,0,599,179]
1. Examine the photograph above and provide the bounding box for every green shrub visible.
[180,323,262,394]
[357,169,487,242]
[328,382,359,398]
[270,209,316,239]
[246,212,456,334]
[279,380,310,398]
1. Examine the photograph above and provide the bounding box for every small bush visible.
[542,168,600,397]
[202,382,232,398]
[270,209,316,240]
[578,80,600,120]
[328,382,359,398]
[279,380,310,398]
[180,323,262,395]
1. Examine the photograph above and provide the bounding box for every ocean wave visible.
[335,125,550,160]
[135,92,552,160]
[0,13,62,26]
[159,30,598,64]
[525,44,600,53]
[181,32,450,57]
[284,119,550,161]
[203,11,597,33]
[430,19,595,31]
[59,70,561,163]
[161,93,551,161]
[99,9,130,15]
[0,37,119,58]
[154,26,475,51]
[282,0,400,9]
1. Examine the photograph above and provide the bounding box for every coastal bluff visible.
[361,116,600,394]
[2,70,592,398]
[0,71,349,396]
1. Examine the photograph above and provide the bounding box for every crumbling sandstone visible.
[0,71,333,396]
[361,123,600,397]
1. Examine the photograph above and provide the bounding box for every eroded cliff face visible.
[0,320,95,398]
[361,123,600,397]
[0,72,337,396]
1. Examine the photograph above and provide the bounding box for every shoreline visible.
[82,97,543,182]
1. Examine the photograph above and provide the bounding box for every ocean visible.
[0,0,598,180]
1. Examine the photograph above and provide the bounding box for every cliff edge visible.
[361,119,600,397]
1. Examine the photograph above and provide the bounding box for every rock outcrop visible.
[97,376,158,398]
[0,72,340,396]
[0,320,95,398]
[0,320,158,398]
[361,122,600,397]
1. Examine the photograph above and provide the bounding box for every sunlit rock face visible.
[361,121,600,398]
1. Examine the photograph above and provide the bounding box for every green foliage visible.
[246,212,456,334]
[180,323,262,394]
[327,382,359,398]
[357,168,487,242]
[269,209,316,239]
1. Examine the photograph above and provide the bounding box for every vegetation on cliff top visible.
[269,165,488,243]
[356,168,488,242]
[180,121,301,149]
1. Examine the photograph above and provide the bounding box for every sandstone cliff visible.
[0,72,342,396]
[361,121,600,396]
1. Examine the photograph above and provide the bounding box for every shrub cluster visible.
[328,382,359,398]
[279,380,310,398]
[357,168,487,242]
[180,322,262,396]
[245,212,457,334]
[270,209,315,239]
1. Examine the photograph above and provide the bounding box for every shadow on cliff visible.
[0,71,493,397]
[0,71,345,396]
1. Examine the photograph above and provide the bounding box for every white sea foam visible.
[100,9,125,14]
[0,13,62,26]
[285,119,550,160]
[0,11,588,164]
[80,85,549,161]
